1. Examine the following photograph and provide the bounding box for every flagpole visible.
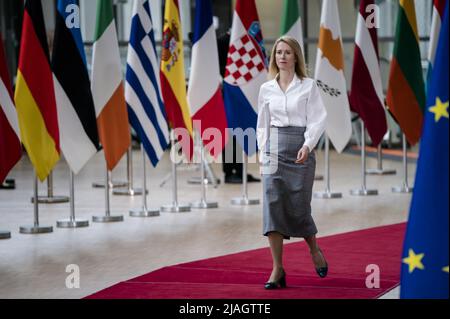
[57,170,89,228]
[351,120,378,196]
[130,144,160,217]
[114,146,144,196]
[31,171,69,204]
[20,172,53,234]
[191,134,219,209]
[231,150,260,206]
[314,134,342,199]
[366,144,397,175]
[161,131,191,213]
[92,168,124,222]
[392,133,413,193]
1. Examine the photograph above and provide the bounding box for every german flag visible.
[387,0,426,146]
[15,0,60,181]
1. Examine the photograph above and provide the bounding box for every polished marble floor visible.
[0,148,415,299]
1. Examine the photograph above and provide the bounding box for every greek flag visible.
[126,0,170,167]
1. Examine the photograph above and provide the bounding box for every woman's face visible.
[275,41,296,72]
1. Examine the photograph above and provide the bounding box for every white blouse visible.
[257,75,327,160]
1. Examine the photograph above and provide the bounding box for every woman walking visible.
[257,36,328,289]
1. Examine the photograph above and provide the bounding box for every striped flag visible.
[53,0,100,174]
[427,0,447,89]
[188,0,228,158]
[0,31,21,183]
[349,0,388,147]
[15,0,60,182]
[92,0,131,171]
[126,0,170,167]
[281,0,304,55]
[314,0,352,153]
[223,0,268,156]
[160,0,194,160]
[386,0,425,146]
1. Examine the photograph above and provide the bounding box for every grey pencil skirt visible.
[262,126,318,240]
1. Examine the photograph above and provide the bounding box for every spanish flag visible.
[387,0,426,146]
[160,0,193,160]
[15,0,60,182]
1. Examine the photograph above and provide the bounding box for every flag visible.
[15,0,60,182]
[427,0,447,89]
[92,0,131,171]
[349,0,388,147]
[314,0,352,153]
[53,0,100,174]
[400,2,449,298]
[223,0,268,156]
[126,0,170,167]
[386,0,425,146]
[160,0,193,160]
[188,0,228,158]
[281,0,304,55]
[0,31,21,183]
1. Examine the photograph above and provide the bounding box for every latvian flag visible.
[0,31,21,183]
[427,0,448,88]
[223,0,268,156]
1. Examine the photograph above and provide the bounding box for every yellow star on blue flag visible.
[400,2,449,299]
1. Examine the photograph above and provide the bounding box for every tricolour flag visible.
[349,0,387,147]
[0,31,21,183]
[188,0,228,158]
[314,0,352,153]
[427,0,447,89]
[92,0,131,171]
[15,0,60,182]
[386,0,425,146]
[223,0,268,156]
[160,0,193,160]
[126,0,170,167]
[281,0,304,55]
[53,0,100,174]
[400,2,449,298]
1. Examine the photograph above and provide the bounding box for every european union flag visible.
[400,1,449,299]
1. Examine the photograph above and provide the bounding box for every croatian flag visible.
[223,0,268,156]
[188,0,228,158]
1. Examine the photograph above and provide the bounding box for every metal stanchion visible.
[113,147,145,196]
[191,141,219,209]
[351,121,378,196]
[130,144,160,217]
[314,135,342,199]
[231,150,260,206]
[392,134,413,193]
[57,171,89,228]
[20,173,53,234]
[92,168,124,222]
[161,133,191,213]
[366,144,397,175]
[31,171,69,204]
[0,231,11,239]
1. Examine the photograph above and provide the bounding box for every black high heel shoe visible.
[311,249,328,278]
[264,269,287,290]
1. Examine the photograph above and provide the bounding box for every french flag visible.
[223,0,268,156]
[188,0,228,158]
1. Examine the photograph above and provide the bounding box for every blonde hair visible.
[268,36,308,80]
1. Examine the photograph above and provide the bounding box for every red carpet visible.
[85,223,406,299]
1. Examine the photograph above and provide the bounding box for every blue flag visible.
[400,1,449,299]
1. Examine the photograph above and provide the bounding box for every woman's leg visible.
[305,235,327,268]
[268,232,285,282]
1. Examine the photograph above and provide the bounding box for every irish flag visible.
[387,0,425,146]
[92,0,131,171]
[281,0,304,54]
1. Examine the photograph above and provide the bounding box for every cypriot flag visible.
[314,0,352,153]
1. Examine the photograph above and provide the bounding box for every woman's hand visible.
[296,145,310,164]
